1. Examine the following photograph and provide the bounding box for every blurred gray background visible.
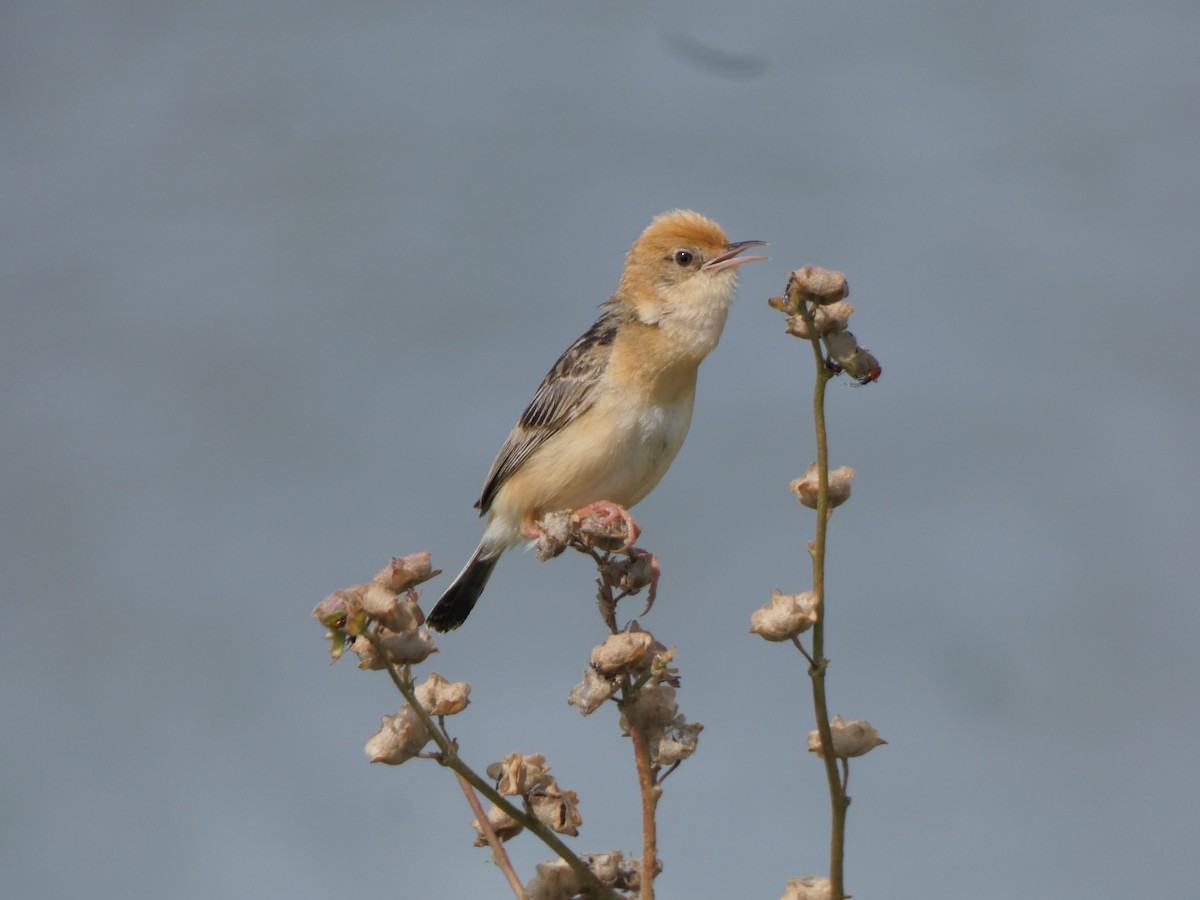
[4,1,1198,898]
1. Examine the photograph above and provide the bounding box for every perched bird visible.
[427,210,766,631]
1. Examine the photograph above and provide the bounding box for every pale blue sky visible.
[4,2,1198,898]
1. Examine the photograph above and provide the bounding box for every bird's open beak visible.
[704,240,769,272]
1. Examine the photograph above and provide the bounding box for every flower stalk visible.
[366,630,622,900]
[756,267,886,900]
[316,520,689,900]
[627,719,660,900]
[796,297,850,897]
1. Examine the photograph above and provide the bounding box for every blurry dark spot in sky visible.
[661,30,771,79]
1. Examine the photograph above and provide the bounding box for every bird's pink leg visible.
[572,500,641,550]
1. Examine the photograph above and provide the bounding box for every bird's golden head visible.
[619,209,767,299]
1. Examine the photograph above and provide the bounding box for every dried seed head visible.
[382,628,438,664]
[312,588,361,629]
[529,784,583,836]
[590,631,657,676]
[364,706,430,765]
[584,851,624,886]
[534,510,573,560]
[312,587,369,661]
[348,635,384,669]
[573,506,635,552]
[469,804,524,846]
[807,714,887,760]
[350,628,438,669]
[843,347,881,385]
[413,672,470,716]
[486,752,555,796]
[651,718,703,766]
[790,463,856,509]
[621,684,680,731]
[786,300,855,338]
[750,590,820,641]
[788,266,849,304]
[824,330,860,366]
[568,665,620,715]
[379,552,439,592]
[360,573,426,632]
[524,858,583,900]
[599,552,657,595]
[616,854,663,892]
[619,685,704,765]
[361,581,401,625]
[782,875,842,900]
[823,331,882,385]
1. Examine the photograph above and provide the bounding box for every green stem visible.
[797,299,849,900]
[369,634,622,900]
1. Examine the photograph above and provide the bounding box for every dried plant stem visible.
[627,711,659,900]
[798,301,850,900]
[454,772,526,900]
[368,633,623,900]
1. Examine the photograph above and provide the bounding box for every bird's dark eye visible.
[673,249,695,267]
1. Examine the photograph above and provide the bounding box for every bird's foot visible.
[571,500,641,551]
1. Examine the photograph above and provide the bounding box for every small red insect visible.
[852,365,882,386]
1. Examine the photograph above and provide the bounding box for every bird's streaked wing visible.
[475,311,621,513]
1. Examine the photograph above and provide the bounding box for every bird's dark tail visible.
[426,545,499,632]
